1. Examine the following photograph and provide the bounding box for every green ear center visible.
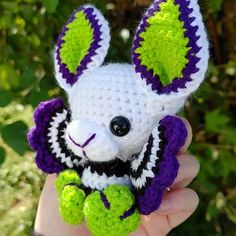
[60,11,93,74]
[135,0,190,86]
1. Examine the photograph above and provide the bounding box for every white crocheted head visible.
[54,2,209,163]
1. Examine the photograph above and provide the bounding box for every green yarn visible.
[55,170,82,194]
[55,173,140,233]
[135,0,190,86]
[59,185,86,224]
[60,11,93,74]
[84,185,140,236]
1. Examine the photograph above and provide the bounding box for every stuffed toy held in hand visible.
[28,0,209,235]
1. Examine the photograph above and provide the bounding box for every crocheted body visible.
[67,64,165,163]
[29,96,187,202]
[28,1,209,235]
[81,159,132,192]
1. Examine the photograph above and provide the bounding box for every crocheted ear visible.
[55,5,110,91]
[132,0,209,95]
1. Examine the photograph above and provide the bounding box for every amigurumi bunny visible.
[28,0,209,235]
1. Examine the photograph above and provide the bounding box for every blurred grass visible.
[0,0,236,235]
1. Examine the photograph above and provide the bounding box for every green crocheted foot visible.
[55,170,82,194]
[59,185,85,224]
[84,185,140,236]
[55,170,85,225]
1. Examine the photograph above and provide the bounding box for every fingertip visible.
[178,154,200,174]
[178,117,193,153]
[184,188,200,212]
[157,188,199,215]
[166,189,199,231]
[173,154,200,189]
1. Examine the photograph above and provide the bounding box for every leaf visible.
[206,200,219,221]
[205,0,224,15]
[0,91,12,107]
[25,88,49,108]
[0,64,20,91]
[42,0,59,13]
[205,110,230,133]
[20,67,36,88]
[0,146,6,165]
[221,129,236,145]
[1,121,30,155]
[219,150,236,178]
[225,60,236,76]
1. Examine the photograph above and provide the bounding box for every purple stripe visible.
[100,192,110,209]
[132,0,201,94]
[82,150,89,159]
[27,99,66,174]
[120,205,136,220]
[137,116,188,215]
[68,133,96,159]
[82,133,96,148]
[56,6,103,86]
[68,134,82,147]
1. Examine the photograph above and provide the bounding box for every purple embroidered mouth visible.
[68,133,96,148]
[68,133,96,159]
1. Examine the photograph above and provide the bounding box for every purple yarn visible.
[56,6,103,86]
[27,98,66,174]
[132,0,201,94]
[120,205,136,220]
[100,192,110,209]
[137,116,188,215]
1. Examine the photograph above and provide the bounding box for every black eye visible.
[110,116,131,137]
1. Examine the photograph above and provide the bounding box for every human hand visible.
[34,118,200,236]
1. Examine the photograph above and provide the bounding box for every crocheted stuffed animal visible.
[28,0,209,235]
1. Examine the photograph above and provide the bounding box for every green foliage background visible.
[0,0,236,235]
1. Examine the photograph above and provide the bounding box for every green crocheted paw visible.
[59,185,86,225]
[55,170,82,194]
[84,185,140,236]
[55,170,84,224]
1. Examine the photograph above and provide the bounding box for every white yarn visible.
[51,1,209,190]
[131,126,161,190]
[65,118,119,162]
[82,166,132,191]
[47,110,85,168]
[54,5,110,92]
[134,0,209,115]
[69,64,157,163]
[80,5,111,75]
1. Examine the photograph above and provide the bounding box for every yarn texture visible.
[135,0,189,86]
[28,1,209,235]
[131,116,188,215]
[59,185,85,224]
[84,185,140,236]
[55,170,82,194]
[132,0,209,95]
[60,11,93,74]
[27,98,67,173]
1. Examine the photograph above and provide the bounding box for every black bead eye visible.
[110,116,131,137]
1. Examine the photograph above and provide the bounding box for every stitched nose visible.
[68,133,96,148]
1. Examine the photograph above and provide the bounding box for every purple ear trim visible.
[27,98,66,174]
[132,0,201,94]
[56,6,103,86]
[137,116,188,215]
